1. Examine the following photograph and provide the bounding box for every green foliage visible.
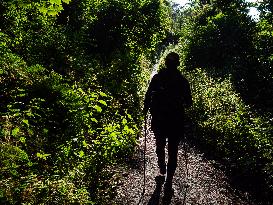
[1,0,171,121]
[183,67,273,198]
[80,0,170,56]
[180,3,255,70]
[253,19,273,111]
[1,0,172,203]
[0,50,138,203]
[258,0,273,21]
[1,174,90,204]
[178,0,272,121]
[175,1,272,199]
[3,0,71,16]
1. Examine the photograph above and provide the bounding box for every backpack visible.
[150,70,184,119]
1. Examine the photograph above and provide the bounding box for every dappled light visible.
[0,0,272,204]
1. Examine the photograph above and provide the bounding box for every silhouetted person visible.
[143,52,192,195]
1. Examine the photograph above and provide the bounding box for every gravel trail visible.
[114,118,254,205]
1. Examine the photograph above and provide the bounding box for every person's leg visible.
[154,131,166,175]
[165,136,181,189]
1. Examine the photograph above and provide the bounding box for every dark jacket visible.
[144,68,192,133]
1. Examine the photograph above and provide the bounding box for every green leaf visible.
[38,6,48,14]
[50,0,62,5]
[127,113,133,120]
[122,118,127,125]
[99,91,107,97]
[12,127,20,136]
[91,118,98,123]
[43,128,49,134]
[63,0,71,4]
[22,119,29,126]
[47,10,59,16]
[19,137,26,143]
[99,100,107,106]
[82,140,88,147]
[94,105,102,113]
[37,152,51,160]
[78,150,84,158]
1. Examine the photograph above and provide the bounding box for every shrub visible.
[184,67,273,199]
[0,49,137,204]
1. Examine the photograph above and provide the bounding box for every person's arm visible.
[183,77,193,108]
[143,75,158,116]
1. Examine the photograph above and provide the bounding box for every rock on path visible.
[114,119,254,205]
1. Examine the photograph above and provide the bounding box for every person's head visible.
[165,52,180,69]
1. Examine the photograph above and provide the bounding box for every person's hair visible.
[165,52,179,68]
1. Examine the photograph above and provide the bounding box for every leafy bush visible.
[183,6,255,70]
[175,1,273,201]
[1,0,171,121]
[0,0,173,203]
[253,19,273,112]
[183,67,273,200]
[178,1,272,114]
[0,48,137,204]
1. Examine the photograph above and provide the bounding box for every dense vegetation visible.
[0,0,171,203]
[0,0,272,204]
[176,0,273,202]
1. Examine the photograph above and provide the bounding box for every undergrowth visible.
[184,67,273,202]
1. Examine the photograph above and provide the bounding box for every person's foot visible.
[155,175,165,185]
[162,183,174,203]
[164,181,173,193]
[159,164,166,175]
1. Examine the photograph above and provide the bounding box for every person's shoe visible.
[159,164,166,175]
[155,175,165,185]
[162,183,174,203]
[164,181,173,193]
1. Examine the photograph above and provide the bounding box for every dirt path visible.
[114,118,254,205]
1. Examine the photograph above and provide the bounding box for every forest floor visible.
[113,116,256,205]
